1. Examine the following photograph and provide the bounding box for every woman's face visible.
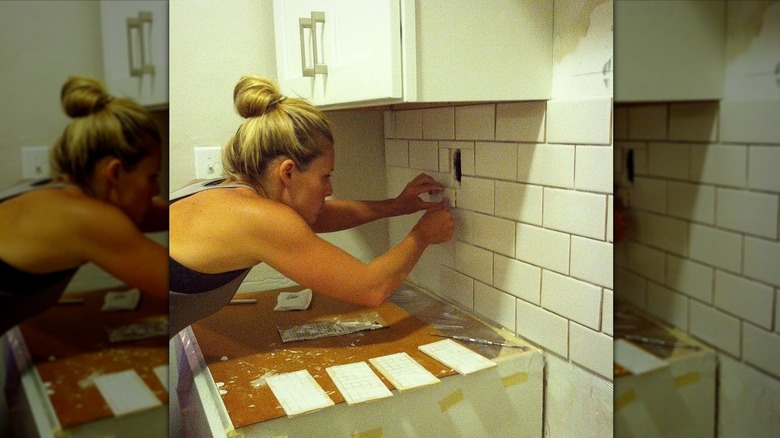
[287,146,334,225]
[114,148,162,224]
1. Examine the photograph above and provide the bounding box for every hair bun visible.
[233,76,285,119]
[60,76,112,118]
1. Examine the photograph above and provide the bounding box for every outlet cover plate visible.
[194,146,223,179]
[21,146,50,179]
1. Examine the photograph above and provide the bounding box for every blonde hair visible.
[50,76,161,187]
[222,76,333,186]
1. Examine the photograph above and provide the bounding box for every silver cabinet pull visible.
[126,11,154,78]
[299,11,327,78]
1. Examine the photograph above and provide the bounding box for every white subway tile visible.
[575,145,613,193]
[690,144,747,188]
[457,176,494,215]
[628,104,667,140]
[439,148,450,173]
[602,289,614,336]
[440,267,474,311]
[668,181,715,224]
[569,322,613,379]
[495,181,543,225]
[543,188,607,240]
[627,242,666,284]
[647,143,689,180]
[516,223,570,275]
[547,97,612,145]
[618,141,648,176]
[666,254,714,304]
[455,104,495,141]
[542,270,602,330]
[668,102,719,142]
[615,268,647,309]
[439,140,475,150]
[474,282,516,331]
[647,282,689,330]
[748,146,780,193]
[632,177,667,214]
[461,148,475,175]
[715,270,774,329]
[383,111,395,139]
[473,214,516,257]
[408,140,439,171]
[607,195,614,243]
[385,140,409,168]
[721,99,780,145]
[776,291,780,335]
[615,145,624,175]
[716,188,779,239]
[453,209,476,245]
[423,107,455,140]
[744,237,780,287]
[633,211,689,256]
[571,236,613,289]
[690,301,741,356]
[689,224,743,273]
[517,299,569,357]
[518,144,575,188]
[395,109,423,139]
[475,142,518,181]
[614,106,628,140]
[496,101,546,143]
[455,242,493,285]
[743,324,780,378]
[493,254,541,305]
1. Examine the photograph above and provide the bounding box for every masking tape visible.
[439,389,464,412]
[501,372,529,388]
[615,389,636,411]
[352,427,383,438]
[674,372,700,388]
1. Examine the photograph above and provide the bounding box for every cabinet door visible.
[100,1,168,108]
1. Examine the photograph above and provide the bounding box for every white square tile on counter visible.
[748,146,780,193]
[455,104,495,141]
[666,254,714,304]
[575,145,613,193]
[495,181,543,225]
[395,109,423,139]
[689,224,743,274]
[668,181,715,224]
[440,267,474,311]
[455,242,493,285]
[423,107,455,140]
[493,254,541,305]
[570,236,613,289]
[457,176,494,215]
[408,140,439,172]
[615,267,648,309]
[716,188,779,239]
[628,104,668,140]
[546,97,612,145]
[743,323,780,379]
[602,289,614,336]
[474,282,516,331]
[475,142,518,181]
[744,237,780,287]
[496,101,546,143]
[472,214,516,258]
[569,322,613,379]
[516,223,570,275]
[384,140,409,168]
[668,102,719,142]
[518,143,575,189]
[690,300,741,357]
[517,298,569,358]
[690,143,747,188]
[647,282,689,330]
[626,242,666,284]
[543,188,607,240]
[647,142,689,180]
[715,270,774,330]
[541,270,602,330]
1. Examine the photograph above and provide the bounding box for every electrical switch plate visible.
[21,146,50,179]
[194,146,223,179]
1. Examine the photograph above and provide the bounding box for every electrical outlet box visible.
[194,146,223,179]
[21,146,50,179]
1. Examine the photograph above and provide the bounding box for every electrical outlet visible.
[21,146,50,179]
[194,146,223,179]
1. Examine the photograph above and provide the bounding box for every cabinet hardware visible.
[299,11,328,78]
[126,11,155,78]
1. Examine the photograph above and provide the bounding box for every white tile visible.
[647,282,689,330]
[395,109,423,139]
[621,141,648,176]
[408,140,439,172]
[615,268,647,309]
[384,140,409,168]
[614,105,628,140]
[439,140,474,150]
[461,148,475,176]
[716,188,779,239]
[715,270,774,329]
[569,323,613,379]
[518,144,575,188]
[689,224,743,273]
[440,267,474,311]
[743,324,780,378]
[628,104,667,140]
[607,195,614,243]
[495,101,546,143]
[748,146,780,193]
[647,143,689,180]
[575,145,613,193]
[494,181,543,225]
[475,142,518,181]
[666,255,714,304]
[690,144,747,188]
[455,104,495,141]
[383,111,395,139]
[570,236,613,289]
[631,177,667,214]
[455,242,493,285]
[602,289,614,336]
[744,237,780,287]
[493,254,541,305]
[626,242,666,284]
[668,181,715,224]
[668,102,719,142]
[633,211,688,256]
[542,270,602,330]
[457,176,494,215]
[453,209,476,246]
[474,282,516,331]
[516,299,568,357]
[690,301,741,356]
[473,214,515,257]
[776,291,780,335]
[423,107,455,140]
[546,97,612,145]
[438,148,450,173]
[543,188,607,240]
[721,99,780,145]
[516,223,570,275]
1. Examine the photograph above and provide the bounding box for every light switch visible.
[21,146,50,179]
[194,146,223,179]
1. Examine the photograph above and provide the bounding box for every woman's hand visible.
[392,173,446,215]
[411,201,454,245]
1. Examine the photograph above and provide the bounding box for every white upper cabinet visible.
[273,0,553,109]
[614,0,726,102]
[100,1,168,108]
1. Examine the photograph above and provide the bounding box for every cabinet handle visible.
[126,11,155,78]
[298,11,327,78]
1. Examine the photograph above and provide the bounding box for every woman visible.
[169,76,454,336]
[0,76,168,336]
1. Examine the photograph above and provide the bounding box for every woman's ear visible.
[278,159,296,186]
[104,158,123,186]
